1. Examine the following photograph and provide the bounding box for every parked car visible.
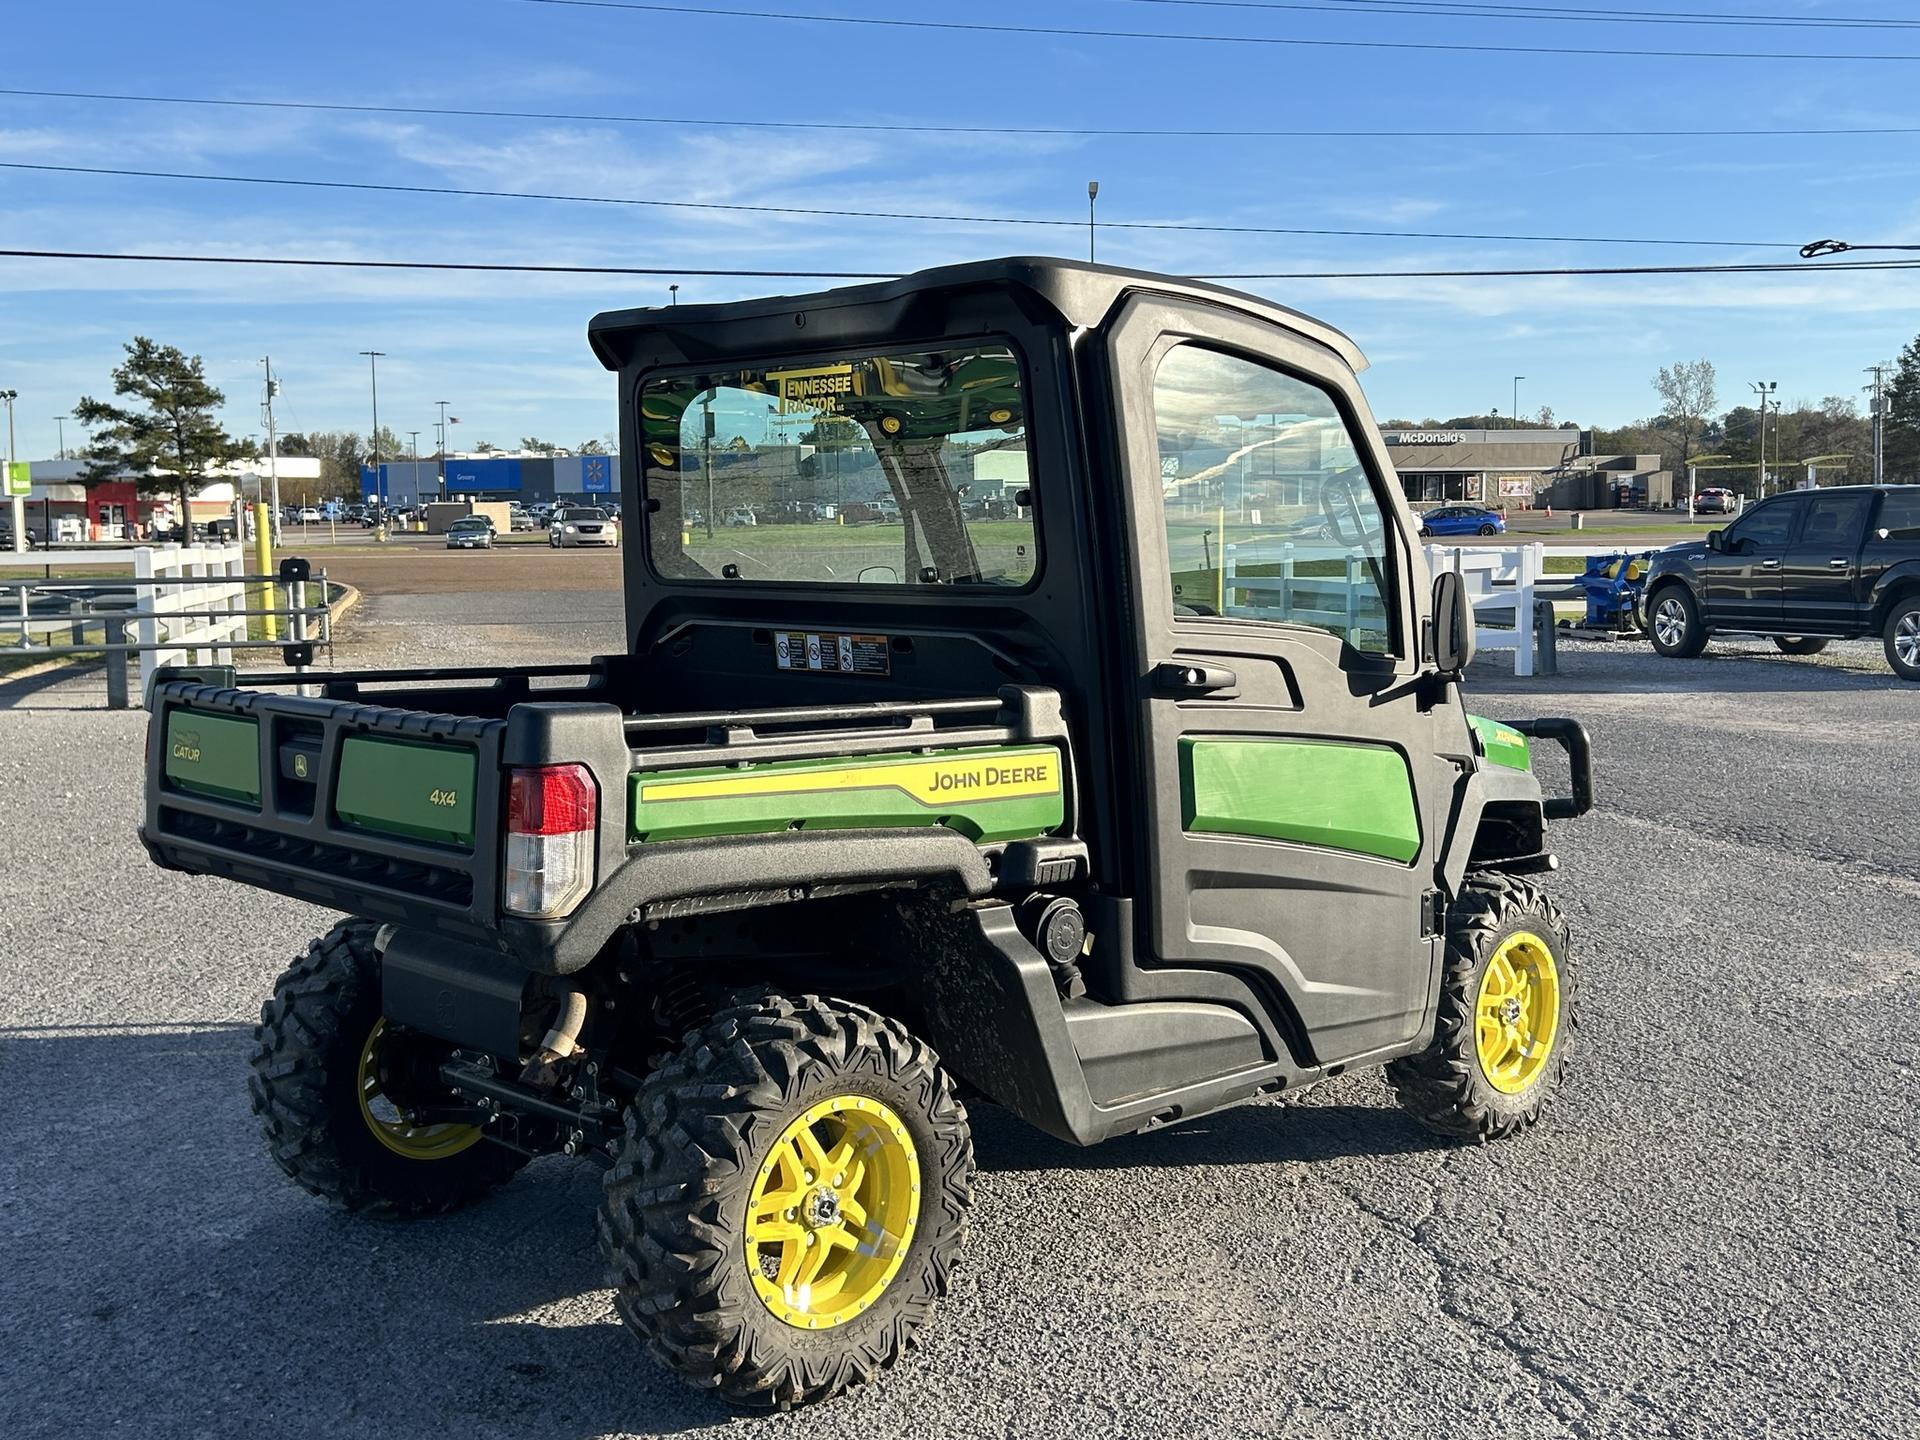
[1419,505,1506,538]
[723,506,758,528]
[444,517,495,550]
[509,506,538,532]
[1642,484,1920,680]
[1694,488,1737,515]
[550,506,618,548]
[295,507,323,524]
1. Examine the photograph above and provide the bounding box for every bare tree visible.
[1653,359,1718,479]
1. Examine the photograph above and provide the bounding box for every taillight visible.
[503,763,598,919]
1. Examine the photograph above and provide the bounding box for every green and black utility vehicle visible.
[142,259,1593,1409]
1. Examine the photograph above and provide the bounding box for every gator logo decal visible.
[638,751,1062,808]
[171,729,202,763]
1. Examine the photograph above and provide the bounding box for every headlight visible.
[564,524,577,533]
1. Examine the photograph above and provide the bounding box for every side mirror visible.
[1705,529,1725,552]
[856,564,900,585]
[1431,571,1476,676]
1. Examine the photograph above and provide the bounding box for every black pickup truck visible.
[1642,484,1920,680]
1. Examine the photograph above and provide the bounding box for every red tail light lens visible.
[503,764,597,918]
[507,763,597,837]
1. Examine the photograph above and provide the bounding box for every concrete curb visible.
[327,581,362,627]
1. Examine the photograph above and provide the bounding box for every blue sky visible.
[4,0,1920,466]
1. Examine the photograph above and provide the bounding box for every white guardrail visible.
[0,544,250,698]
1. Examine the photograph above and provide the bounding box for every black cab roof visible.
[586,256,1368,375]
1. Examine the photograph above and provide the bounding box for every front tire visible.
[1647,584,1709,658]
[1886,596,1920,681]
[1774,636,1829,656]
[1387,875,1575,1143]
[598,992,973,1409]
[249,920,525,1216]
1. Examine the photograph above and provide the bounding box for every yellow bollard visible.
[253,502,278,641]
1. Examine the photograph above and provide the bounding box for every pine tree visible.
[74,338,246,530]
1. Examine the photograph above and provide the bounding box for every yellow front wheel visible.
[1387,876,1575,1142]
[599,993,974,1410]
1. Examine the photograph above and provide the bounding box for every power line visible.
[1111,0,1920,31]
[4,247,1917,281]
[0,160,1801,250]
[1803,238,1920,256]
[7,87,1917,143]
[508,0,1920,62]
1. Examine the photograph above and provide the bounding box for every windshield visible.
[640,342,1036,587]
[558,508,607,522]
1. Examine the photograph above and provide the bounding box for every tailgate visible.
[144,681,507,935]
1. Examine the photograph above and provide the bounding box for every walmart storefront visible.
[359,453,617,507]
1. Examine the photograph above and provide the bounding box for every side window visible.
[1800,492,1870,550]
[1154,345,1395,655]
[1726,500,1798,551]
[1877,490,1920,541]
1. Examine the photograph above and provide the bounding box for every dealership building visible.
[1381,429,1670,509]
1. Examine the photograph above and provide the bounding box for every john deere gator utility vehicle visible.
[142,258,1593,1409]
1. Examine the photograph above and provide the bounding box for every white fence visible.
[1,544,249,696]
[1424,543,1645,677]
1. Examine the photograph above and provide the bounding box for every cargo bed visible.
[143,660,1079,973]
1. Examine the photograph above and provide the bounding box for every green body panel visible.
[335,737,477,848]
[1467,714,1532,771]
[163,711,261,806]
[1179,736,1420,863]
[629,744,1065,844]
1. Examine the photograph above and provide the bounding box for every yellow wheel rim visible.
[1473,931,1562,1095]
[743,1095,920,1330]
[356,1020,484,1161]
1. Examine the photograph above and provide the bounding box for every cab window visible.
[1153,345,1395,656]
[1877,489,1920,541]
[1799,492,1870,550]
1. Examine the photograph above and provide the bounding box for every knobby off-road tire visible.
[1885,595,1920,682]
[1387,874,1576,1144]
[249,919,526,1216]
[1774,636,1830,656]
[598,992,974,1410]
[1647,584,1709,659]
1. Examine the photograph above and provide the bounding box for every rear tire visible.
[1647,584,1708,658]
[249,919,525,1216]
[1478,524,1498,536]
[1773,636,1829,656]
[1887,595,1920,681]
[1387,875,1575,1144]
[598,991,973,1409]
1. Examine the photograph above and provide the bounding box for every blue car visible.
[1419,505,1506,538]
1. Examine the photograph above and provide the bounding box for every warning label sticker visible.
[773,631,890,677]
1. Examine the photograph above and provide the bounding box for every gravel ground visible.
[2,610,1916,1440]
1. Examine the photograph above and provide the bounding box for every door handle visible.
[1760,558,1781,569]
[1829,558,1850,568]
[1152,661,1239,697]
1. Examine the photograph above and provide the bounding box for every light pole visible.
[1750,380,1777,496]
[360,350,386,511]
[1513,377,1526,430]
[53,414,69,460]
[0,385,18,556]
[669,283,679,306]
[435,400,451,492]
[409,430,422,503]
[1087,181,1100,263]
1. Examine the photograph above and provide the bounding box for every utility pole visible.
[2,389,19,553]
[409,430,421,498]
[1087,180,1099,264]
[1750,381,1777,496]
[261,357,282,542]
[53,414,68,460]
[1867,363,1890,486]
[1513,377,1525,431]
[360,351,386,511]
[701,390,715,539]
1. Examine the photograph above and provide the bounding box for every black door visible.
[1104,293,1444,1066]
[1779,490,1873,633]
[1703,494,1805,628]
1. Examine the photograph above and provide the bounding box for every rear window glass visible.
[640,343,1036,589]
[1878,489,1920,540]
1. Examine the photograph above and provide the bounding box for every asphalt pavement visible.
[2,617,1915,1440]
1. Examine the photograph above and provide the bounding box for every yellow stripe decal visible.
[639,750,1061,808]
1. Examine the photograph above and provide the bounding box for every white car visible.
[550,506,619,548]
[296,507,322,524]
